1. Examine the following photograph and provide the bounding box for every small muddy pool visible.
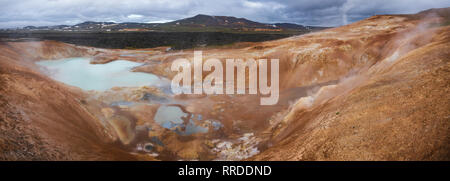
[154,105,187,128]
[36,57,164,91]
[154,105,222,135]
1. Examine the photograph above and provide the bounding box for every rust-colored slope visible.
[132,8,449,161]
[0,8,449,160]
[137,11,436,92]
[0,41,140,160]
[251,17,450,160]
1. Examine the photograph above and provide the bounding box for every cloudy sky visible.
[0,0,449,28]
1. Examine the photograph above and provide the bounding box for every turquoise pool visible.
[37,57,161,91]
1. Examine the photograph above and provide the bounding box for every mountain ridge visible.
[15,14,327,33]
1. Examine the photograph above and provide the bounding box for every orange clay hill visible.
[0,7,449,160]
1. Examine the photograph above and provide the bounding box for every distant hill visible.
[12,14,327,33]
[168,14,268,28]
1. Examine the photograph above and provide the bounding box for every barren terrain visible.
[0,8,449,160]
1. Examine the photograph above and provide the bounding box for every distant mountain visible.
[165,14,325,32]
[168,14,268,28]
[11,14,327,33]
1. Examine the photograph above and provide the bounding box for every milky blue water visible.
[153,105,211,135]
[154,105,187,129]
[36,57,161,91]
[37,57,220,136]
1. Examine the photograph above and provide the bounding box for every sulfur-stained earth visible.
[0,8,449,160]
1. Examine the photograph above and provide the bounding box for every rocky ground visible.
[0,8,449,160]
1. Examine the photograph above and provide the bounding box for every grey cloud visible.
[0,0,449,28]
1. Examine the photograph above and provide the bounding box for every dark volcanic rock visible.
[0,32,293,50]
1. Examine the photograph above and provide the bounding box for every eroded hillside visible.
[0,8,448,160]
